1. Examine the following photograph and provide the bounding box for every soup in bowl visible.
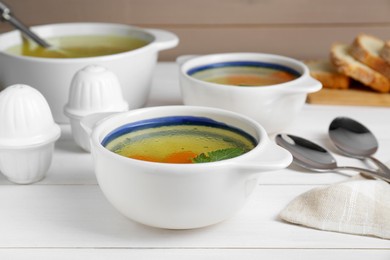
[102,116,257,164]
[81,106,292,229]
[0,23,179,123]
[188,61,300,86]
[6,34,150,59]
[178,53,322,133]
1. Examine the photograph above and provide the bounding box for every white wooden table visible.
[1,63,389,259]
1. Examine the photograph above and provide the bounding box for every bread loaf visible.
[350,34,390,79]
[380,40,390,65]
[330,43,390,93]
[305,60,350,89]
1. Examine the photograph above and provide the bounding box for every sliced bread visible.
[330,43,390,93]
[380,40,390,64]
[350,33,390,79]
[305,60,350,89]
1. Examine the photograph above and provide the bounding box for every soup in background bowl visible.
[0,23,179,123]
[81,105,292,229]
[178,53,322,133]
[188,61,300,86]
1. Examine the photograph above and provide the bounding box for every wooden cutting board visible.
[307,85,390,107]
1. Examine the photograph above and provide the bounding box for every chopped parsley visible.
[192,148,245,163]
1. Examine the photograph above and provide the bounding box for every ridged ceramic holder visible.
[0,84,61,184]
[64,65,129,152]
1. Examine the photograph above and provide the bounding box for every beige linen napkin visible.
[280,175,390,239]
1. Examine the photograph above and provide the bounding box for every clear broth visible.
[6,35,149,58]
[104,124,256,164]
[190,66,299,86]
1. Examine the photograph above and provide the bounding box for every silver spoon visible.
[329,117,390,176]
[0,2,70,57]
[0,1,50,48]
[275,133,390,183]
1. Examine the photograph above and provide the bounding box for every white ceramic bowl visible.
[178,53,322,133]
[0,23,178,123]
[82,106,292,229]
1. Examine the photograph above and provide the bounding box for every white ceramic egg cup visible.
[0,85,61,184]
[64,65,129,152]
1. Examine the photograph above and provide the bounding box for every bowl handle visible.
[176,55,198,66]
[228,140,292,175]
[145,28,179,51]
[80,112,119,136]
[293,76,322,94]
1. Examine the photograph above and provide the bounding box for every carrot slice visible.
[164,151,198,164]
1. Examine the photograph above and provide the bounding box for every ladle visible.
[275,133,390,183]
[0,1,50,48]
[329,117,390,176]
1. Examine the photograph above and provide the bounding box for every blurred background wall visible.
[1,0,389,61]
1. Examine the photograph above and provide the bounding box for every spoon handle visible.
[368,156,390,176]
[0,1,50,48]
[336,166,390,183]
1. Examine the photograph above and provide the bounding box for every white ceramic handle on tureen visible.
[145,28,179,51]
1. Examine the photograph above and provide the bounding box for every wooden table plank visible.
[0,185,389,249]
[0,249,389,260]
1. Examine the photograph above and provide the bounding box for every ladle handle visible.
[336,166,390,183]
[0,1,50,48]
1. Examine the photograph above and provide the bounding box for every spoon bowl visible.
[275,134,338,171]
[329,117,390,175]
[275,133,390,183]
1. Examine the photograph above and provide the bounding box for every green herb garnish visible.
[192,148,245,163]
